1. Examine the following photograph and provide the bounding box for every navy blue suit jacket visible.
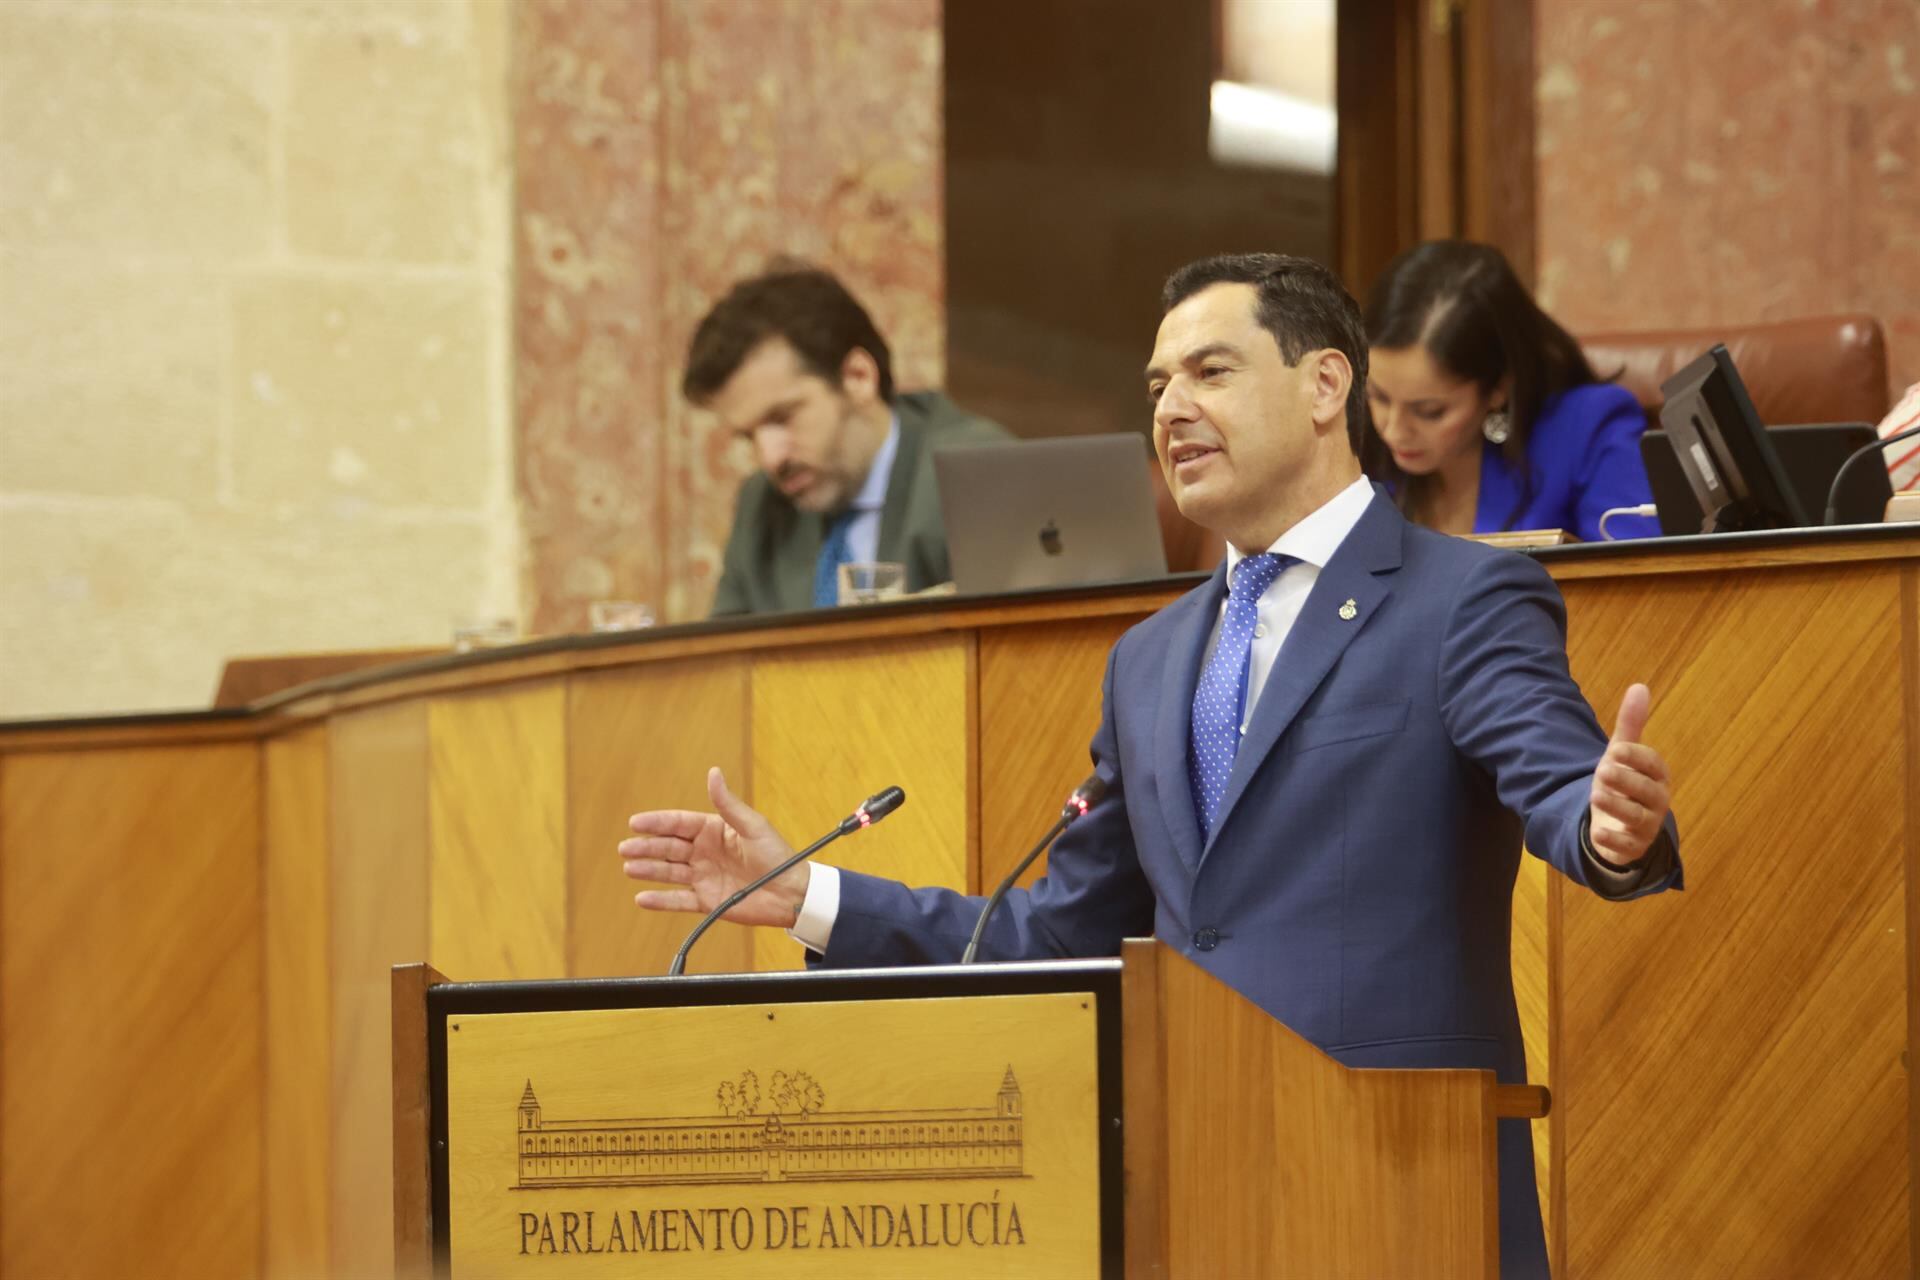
[820,492,1682,1277]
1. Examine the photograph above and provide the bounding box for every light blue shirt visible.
[842,417,900,564]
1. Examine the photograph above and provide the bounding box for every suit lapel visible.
[874,415,924,559]
[1200,495,1407,862]
[1155,564,1228,871]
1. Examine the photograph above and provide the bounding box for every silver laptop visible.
[933,434,1169,594]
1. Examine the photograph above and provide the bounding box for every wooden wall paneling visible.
[427,683,568,981]
[977,616,1139,891]
[751,635,974,971]
[1335,0,1421,292]
[1557,565,1910,1276]
[328,702,430,1279]
[264,726,332,1279]
[566,659,752,978]
[0,744,262,1280]
[1415,0,1461,239]
[1459,0,1536,281]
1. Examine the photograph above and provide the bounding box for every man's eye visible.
[1202,365,1227,379]
[1146,384,1165,402]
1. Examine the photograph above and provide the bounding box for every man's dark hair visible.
[682,265,894,405]
[1161,253,1369,454]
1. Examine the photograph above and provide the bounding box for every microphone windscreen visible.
[860,785,907,823]
[1072,775,1109,807]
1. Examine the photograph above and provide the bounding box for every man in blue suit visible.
[621,254,1682,1278]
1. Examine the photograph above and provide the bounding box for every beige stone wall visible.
[0,0,518,719]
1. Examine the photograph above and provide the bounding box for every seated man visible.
[685,266,1010,616]
[628,253,1682,1279]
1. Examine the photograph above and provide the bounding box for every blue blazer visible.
[820,493,1682,1278]
[1481,381,1661,542]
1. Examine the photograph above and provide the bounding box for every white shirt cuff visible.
[786,863,841,954]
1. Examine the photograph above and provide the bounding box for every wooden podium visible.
[394,942,1547,1279]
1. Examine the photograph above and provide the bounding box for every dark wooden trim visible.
[393,962,448,1280]
[1337,0,1537,287]
[1903,565,1920,1280]
[1460,0,1537,281]
[1119,939,1168,1279]
[1335,0,1420,293]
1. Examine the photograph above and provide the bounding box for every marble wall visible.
[512,0,944,631]
[1536,0,1920,394]
[17,0,1901,716]
[0,0,519,718]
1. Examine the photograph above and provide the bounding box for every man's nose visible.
[755,431,791,475]
[1154,380,1198,428]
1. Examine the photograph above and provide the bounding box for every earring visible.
[1482,410,1511,445]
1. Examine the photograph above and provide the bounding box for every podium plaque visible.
[416,964,1125,1278]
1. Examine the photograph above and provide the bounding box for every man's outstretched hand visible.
[619,767,808,927]
[1588,683,1673,868]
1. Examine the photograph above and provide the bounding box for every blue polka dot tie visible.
[812,511,857,608]
[1190,552,1290,842]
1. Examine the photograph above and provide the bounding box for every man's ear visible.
[839,347,882,406]
[1309,348,1353,430]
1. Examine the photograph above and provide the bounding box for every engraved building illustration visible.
[515,1068,1025,1188]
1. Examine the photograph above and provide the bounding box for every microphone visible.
[1825,422,1920,525]
[667,785,905,977]
[960,774,1107,965]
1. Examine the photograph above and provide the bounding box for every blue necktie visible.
[1190,553,1290,842]
[812,511,857,607]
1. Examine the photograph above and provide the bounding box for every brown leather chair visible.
[1581,314,1891,429]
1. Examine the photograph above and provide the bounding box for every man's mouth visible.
[777,469,816,497]
[1168,442,1220,469]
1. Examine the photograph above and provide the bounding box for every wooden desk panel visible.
[566,659,753,980]
[427,682,569,982]
[0,743,262,1280]
[264,726,332,1278]
[1556,561,1913,1277]
[750,635,974,972]
[328,702,430,1280]
[2,532,1915,1279]
[978,615,1141,891]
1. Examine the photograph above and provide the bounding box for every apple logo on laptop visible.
[1039,519,1064,556]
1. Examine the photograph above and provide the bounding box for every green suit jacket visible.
[708,391,1011,617]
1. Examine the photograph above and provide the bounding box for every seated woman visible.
[1362,240,1660,542]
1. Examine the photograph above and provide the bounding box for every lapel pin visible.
[1338,598,1358,621]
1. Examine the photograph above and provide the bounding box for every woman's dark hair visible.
[683,263,894,405]
[1361,240,1605,527]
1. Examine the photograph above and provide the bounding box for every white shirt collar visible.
[1224,474,1376,574]
[849,415,900,513]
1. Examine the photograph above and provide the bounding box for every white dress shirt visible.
[841,418,899,564]
[789,475,1377,953]
[1205,474,1376,726]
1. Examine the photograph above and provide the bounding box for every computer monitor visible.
[1641,423,1892,534]
[1657,345,1808,531]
